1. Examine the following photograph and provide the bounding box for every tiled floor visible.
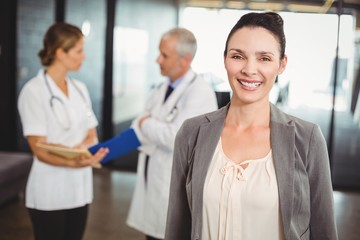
[0,167,359,240]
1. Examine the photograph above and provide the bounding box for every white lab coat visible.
[127,69,218,238]
[17,69,98,210]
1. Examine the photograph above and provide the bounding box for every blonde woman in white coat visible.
[18,22,108,240]
[127,28,218,240]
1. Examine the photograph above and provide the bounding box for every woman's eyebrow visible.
[228,48,275,56]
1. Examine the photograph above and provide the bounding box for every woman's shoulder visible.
[71,76,84,84]
[181,106,226,131]
[71,78,87,89]
[19,72,45,96]
[271,104,322,137]
[271,104,316,126]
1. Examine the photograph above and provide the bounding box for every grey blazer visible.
[165,103,338,240]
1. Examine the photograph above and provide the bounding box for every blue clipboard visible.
[88,128,141,164]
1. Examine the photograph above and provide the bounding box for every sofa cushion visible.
[0,152,33,205]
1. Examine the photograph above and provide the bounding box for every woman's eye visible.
[231,55,243,60]
[260,57,271,62]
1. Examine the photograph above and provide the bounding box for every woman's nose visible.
[241,59,257,76]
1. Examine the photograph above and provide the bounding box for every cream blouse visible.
[202,139,284,240]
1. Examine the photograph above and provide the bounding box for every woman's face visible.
[60,37,86,71]
[224,27,287,106]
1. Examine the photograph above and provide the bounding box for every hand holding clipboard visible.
[88,128,141,164]
[36,128,140,167]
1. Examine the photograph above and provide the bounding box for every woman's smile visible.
[237,79,262,90]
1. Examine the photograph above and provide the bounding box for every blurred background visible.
[1,1,360,238]
[2,0,360,189]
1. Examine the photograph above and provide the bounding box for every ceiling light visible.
[226,1,246,9]
[247,2,285,11]
[287,4,323,13]
[186,0,224,8]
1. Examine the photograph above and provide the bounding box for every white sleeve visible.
[17,83,47,137]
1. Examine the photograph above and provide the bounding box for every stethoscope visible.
[44,72,92,130]
[165,74,197,123]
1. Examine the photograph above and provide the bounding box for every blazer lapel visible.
[193,118,224,184]
[192,111,225,193]
[191,107,227,235]
[270,104,295,239]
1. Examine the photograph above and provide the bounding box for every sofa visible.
[0,152,33,205]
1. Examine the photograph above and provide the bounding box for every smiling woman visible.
[224,26,287,105]
[165,12,338,240]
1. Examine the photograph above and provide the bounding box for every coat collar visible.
[163,69,196,110]
[195,103,295,238]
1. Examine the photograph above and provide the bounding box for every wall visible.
[16,0,55,151]
[0,0,17,151]
[65,0,106,129]
[112,0,178,130]
[108,0,179,170]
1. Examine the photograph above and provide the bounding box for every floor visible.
[0,167,359,240]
